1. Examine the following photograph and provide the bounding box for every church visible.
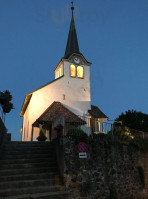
[20,4,108,141]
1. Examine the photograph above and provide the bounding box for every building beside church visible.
[20,4,108,141]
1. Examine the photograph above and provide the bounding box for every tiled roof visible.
[33,101,86,127]
[88,105,108,119]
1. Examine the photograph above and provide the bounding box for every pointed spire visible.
[64,2,80,58]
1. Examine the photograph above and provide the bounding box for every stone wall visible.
[61,134,145,199]
[0,117,11,150]
[0,117,7,145]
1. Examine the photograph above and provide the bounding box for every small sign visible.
[79,152,87,159]
[78,142,86,152]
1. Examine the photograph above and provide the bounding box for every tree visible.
[115,110,148,133]
[0,90,14,114]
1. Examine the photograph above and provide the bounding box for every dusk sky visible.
[0,0,148,140]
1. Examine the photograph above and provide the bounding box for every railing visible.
[63,116,148,140]
[64,116,113,135]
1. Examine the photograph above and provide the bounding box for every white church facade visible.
[20,5,108,141]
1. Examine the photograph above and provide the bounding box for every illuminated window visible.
[77,66,84,78]
[57,71,60,78]
[55,65,63,79]
[59,68,62,76]
[70,64,76,77]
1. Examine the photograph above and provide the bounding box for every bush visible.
[91,132,106,140]
[130,136,148,151]
[67,128,88,144]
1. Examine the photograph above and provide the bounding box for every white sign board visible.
[79,152,87,159]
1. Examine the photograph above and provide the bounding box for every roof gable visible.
[33,101,86,127]
[88,105,108,119]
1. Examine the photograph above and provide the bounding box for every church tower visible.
[54,2,91,116]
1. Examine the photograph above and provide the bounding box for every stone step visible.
[0,161,57,170]
[3,143,55,151]
[0,191,70,199]
[2,150,55,155]
[0,179,57,190]
[5,141,53,145]
[1,153,55,160]
[0,157,56,164]
[4,143,55,150]
[4,142,54,146]
[0,167,57,176]
[0,141,60,198]
[0,185,59,197]
[0,172,57,182]
[3,147,55,152]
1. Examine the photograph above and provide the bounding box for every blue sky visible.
[0,0,148,140]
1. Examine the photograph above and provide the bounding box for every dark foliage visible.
[130,136,148,151]
[0,90,14,113]
[67,128,88,144]
[116,110,148,133]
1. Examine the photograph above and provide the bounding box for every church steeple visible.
[64,2,80,58]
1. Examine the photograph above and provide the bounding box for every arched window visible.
[77,66,84,78]
[70,64,76,77]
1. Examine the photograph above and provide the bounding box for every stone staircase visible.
[0,141,69,199]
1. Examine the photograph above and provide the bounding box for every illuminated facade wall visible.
[22,60,91,141]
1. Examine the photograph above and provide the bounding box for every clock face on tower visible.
[73,57,80,64]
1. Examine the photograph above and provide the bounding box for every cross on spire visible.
[71,1,74,15]
[64,1,80,58]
